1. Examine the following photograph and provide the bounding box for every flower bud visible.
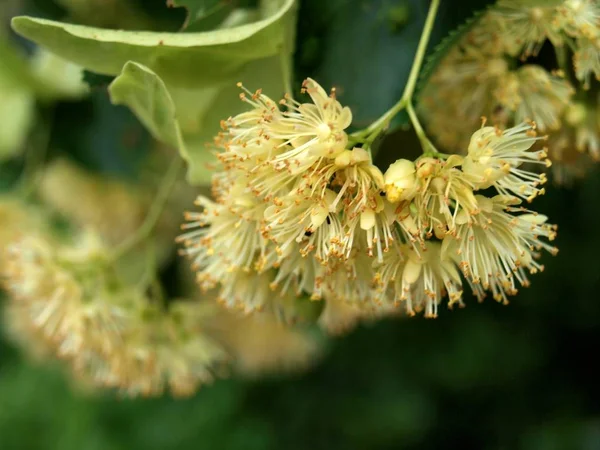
[383,159,416,202]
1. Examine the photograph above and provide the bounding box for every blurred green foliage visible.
[1,0,599,449]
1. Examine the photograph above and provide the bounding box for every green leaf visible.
[11,0,297,89]
[0,38,35,160]
[109,62,184,148]
[109,55,287,185]
[109,61,213,184]
[30,48,89,100]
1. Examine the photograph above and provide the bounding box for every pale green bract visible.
[12,0,297,185]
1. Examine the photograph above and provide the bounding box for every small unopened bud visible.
[383,159,416,203]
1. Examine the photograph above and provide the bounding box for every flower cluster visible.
[1,226,322,396]
[179,79,557,323]
[419,0,599,183]
[1,232,227,397]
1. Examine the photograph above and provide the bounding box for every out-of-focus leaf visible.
[167,0,225,29]
[30,47,89,99]
[11,0,297,89]
[0,89,34,160]
[0,38,35,160]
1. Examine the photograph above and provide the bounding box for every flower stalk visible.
[352,0,441,155]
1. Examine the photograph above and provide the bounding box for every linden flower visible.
[324,251,378,307]
[263,188,342,262]
[39,158,147,245]
[1,233,136,362]
[463,122,550,202]
[384,159,417,202]
[448,195,558,303]
[275,78,352,159]
[547,101,600,182]
[426,51,508,116]
[271,243,326,299]
[493,0,563,57]
[178,195,270,292]
[386,242,463,318]
[411,155,480,239]
[0,197,49,258]
[328,147,385,217]
[556,0,600,40]
[80,302,228,398]
[417,49,511,151]
[574,37,600,88]
[217,270,275,313]
[318,294,371,335]
[511,66,574,132]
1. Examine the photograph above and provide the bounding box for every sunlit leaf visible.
[109,61,212,184]
[109,55,287,185]
[11,0,296,89]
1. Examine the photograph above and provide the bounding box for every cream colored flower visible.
[2,232,138,364]
[384,159,417,203]
[178,196,271,292]
[263,188,342,263]
[410,155,479,238]
[574,37,600,89]
[556,0,600,40]
[0,196,49,260]
[493,0,563,57]
[79,301,228,398]
[39,158,148,245]
[275,78,352,159]
[318,295,370,335]
[510,66,574,132]
[463,122,549,202]
[449,195,557,303]
[547,101,600,183]
[395,242,463,318]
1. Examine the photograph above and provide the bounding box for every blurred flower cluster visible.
[419,0,600,184]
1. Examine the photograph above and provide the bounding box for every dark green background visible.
[2,1,599,449]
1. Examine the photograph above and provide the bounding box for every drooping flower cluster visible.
[1,232,228,397]
[1,225,323,396]
[179,78,557,323]
[419,0,599,183]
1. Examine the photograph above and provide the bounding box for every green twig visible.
[351,0,441,156]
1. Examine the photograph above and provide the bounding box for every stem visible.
[406,102,439,156]
[110,156,184,261]
[351,0,441,144]
[280,48,293,96]
[401,0,440,104]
